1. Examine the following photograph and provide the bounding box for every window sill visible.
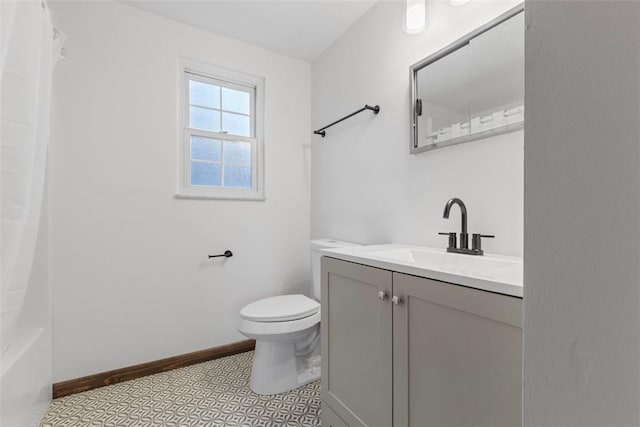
[174,192,266,201]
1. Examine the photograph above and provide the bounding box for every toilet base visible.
[249,338,321,395]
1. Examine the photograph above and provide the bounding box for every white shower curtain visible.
[0,0,55,356]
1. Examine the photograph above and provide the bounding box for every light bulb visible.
[404,0,428,34]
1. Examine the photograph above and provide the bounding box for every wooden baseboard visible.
[52,339,255,399]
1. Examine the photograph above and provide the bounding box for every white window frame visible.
[176,58,265,200]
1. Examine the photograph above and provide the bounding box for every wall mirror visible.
[410,5,524,154]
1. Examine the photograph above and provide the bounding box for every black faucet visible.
[443,198,469,249]
[440,198,494,256]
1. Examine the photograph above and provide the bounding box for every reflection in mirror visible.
[410,5,524,154]
[416,44,470,148]
[469,12,524,135]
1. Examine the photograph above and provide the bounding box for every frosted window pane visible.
[190,107,220,132]
[223,141,251,165]
[191,137,221,161]
[189,80,220,109]
[222,112,251,137]
[224,165,252,188]
[222,87,250,114]
[191,161,221,186]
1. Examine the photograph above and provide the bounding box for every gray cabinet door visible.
[321,257,393,427]
[322,402,349,427]
[392,273,522,427]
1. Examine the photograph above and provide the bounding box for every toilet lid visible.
[240,294,320,322]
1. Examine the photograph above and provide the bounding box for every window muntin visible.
[178,63,264,200]
[187,73,254,139]
[189,136,252,188]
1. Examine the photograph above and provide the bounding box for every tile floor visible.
[41,351,321,427]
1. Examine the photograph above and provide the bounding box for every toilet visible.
[238,238,360,395]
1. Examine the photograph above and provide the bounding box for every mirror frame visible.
[410,3,525,154]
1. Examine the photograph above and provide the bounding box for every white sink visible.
[368,247,517,271]
[321,244,523,297]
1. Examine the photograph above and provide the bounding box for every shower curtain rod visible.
[313,104,380,137]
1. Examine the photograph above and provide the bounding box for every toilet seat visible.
[238,311,321,337]
[240,294,319,322]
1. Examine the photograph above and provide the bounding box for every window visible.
[178,59,265,200]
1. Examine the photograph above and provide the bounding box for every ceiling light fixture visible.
[404,0,428,34]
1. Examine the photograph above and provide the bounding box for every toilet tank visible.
[310,239,361,300]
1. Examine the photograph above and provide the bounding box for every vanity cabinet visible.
[321,257,522,427]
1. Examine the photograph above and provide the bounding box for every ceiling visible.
[122,0,379,62]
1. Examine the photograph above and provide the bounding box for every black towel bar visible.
[313,104,380,137]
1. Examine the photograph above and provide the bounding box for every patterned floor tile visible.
[41,351,321,427]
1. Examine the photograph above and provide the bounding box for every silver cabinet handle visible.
[392,296,402,305]
[378,291,388,301]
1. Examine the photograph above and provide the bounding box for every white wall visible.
[49,1,311,382]
[524,1,640,425]
[311,0,523,256]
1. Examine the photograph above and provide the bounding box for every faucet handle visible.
[471,234,494,254]
[438,232,457,250]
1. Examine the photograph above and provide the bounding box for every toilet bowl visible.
[238,294,321,395]
[238,239,360,395]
